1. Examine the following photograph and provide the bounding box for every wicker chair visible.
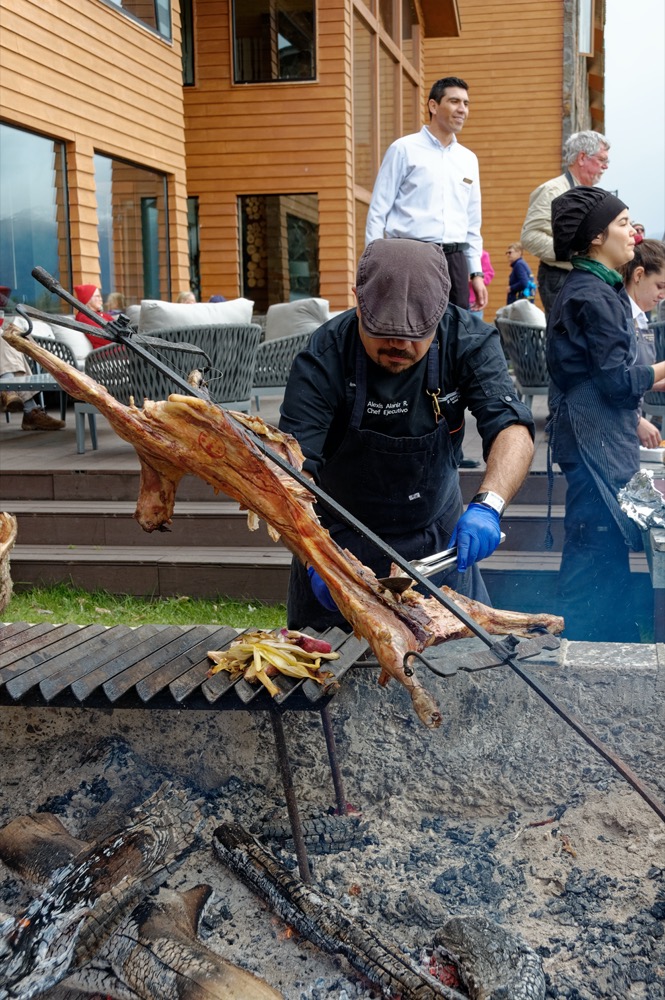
[642,321,665,422]
[252,330,312,410]
[127,324,262,410]
[73,324,262,452]
[494,317,549,411]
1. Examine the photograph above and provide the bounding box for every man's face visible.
[574,146,610,185]
[356,308,435,373]
[428,87,469,137]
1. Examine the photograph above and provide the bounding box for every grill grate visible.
[0,621,366,712]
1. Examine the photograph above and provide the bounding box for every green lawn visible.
[3,584,286,630]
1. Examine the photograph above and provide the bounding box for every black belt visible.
[436,242,468,253]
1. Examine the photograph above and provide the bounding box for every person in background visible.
[631,222,645,246]
[105,291,126,315]
[469,249,494,318]
[505,243,536,304]
[546,188,665,642]
[176,290,197,304]
[521,131,610,315]
[279,239,535,632]
[209,294,227,303]
[74,285,113,350]
[619,239,665,447]
[365,76,487,311]
[0,288,65,430]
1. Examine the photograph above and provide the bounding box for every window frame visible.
[98,0,173,42]
[230,0,318,86]
[0,122,72,311]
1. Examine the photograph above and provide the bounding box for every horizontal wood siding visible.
[0,0,189,294]
[184,0,356,310]
[424,0,565,317]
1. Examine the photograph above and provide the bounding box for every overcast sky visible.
[602,0,665,239]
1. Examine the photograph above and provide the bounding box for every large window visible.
[187,196,201,301]
[181,0,195,84]
[232,0,315,83]
[353,2,421,228]
[94,154,170,306]
[0,124,71,311]
[239,194,319,311]
[103,0,172,40]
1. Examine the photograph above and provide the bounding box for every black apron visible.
[287,336,489,630]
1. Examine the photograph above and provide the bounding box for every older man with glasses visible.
[521,131,610,315]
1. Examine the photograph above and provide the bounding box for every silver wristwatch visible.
[470,490,506,517]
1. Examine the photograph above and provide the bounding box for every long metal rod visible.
[269,710,311,883]
[25,267,665,823]
[319,705,348,816]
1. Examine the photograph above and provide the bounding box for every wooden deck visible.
[0,392,551,474]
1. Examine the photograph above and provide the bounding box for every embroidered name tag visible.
[463,177,473,184]
[408,492,421,501]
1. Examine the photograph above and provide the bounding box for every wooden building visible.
[0,0,605,318]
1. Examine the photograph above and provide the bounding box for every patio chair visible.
[494,317,549,411]
[252,330,312,410]
[74,324,262,452]
[642,320,665,422]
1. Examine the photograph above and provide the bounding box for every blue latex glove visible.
[307,566,338,611]
[450,503,502,572]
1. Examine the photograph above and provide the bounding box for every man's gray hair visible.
[563,131,609,165]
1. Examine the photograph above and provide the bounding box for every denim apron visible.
[287,335,489,630]
[548,312,642,640]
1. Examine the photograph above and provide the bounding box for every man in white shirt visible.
[365,77,486,312]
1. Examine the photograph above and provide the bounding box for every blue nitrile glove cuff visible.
[450,503,502,572]
[307,566,338,611]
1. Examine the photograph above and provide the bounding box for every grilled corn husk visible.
[207,629,339,697]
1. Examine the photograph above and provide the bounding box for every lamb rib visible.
[3,326,564,729]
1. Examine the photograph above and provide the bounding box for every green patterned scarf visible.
[571,256,624,288]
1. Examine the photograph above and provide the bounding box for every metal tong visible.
[378,532,506,594]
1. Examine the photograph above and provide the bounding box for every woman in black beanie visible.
[546,187,665,641]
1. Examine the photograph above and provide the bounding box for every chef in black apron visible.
[280,239,536,631]
[547,187,665,641]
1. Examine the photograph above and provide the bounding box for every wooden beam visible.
[419,0,461,38]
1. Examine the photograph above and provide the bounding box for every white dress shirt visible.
[365,125,482,274]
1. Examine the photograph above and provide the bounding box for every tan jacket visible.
[520,172,577,269]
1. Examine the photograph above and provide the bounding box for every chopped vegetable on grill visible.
[207,629,339,696]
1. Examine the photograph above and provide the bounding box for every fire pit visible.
[0,633,662,999]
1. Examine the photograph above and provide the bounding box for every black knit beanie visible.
[551,187,628,261]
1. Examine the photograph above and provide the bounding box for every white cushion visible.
[137,298,254,333]
[50,322,94,365]
[499,300,546,328]
[263,298,330,341]
[125,304,140,327]
[10,317,54,338]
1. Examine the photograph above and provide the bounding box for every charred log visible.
[68,885,283,1000]
[212,822,467,1000]
[0,783,204,999]
[0,797,282,1000]
[434,915,546,1000]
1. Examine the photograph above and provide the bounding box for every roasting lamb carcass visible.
[3,326,564,728]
